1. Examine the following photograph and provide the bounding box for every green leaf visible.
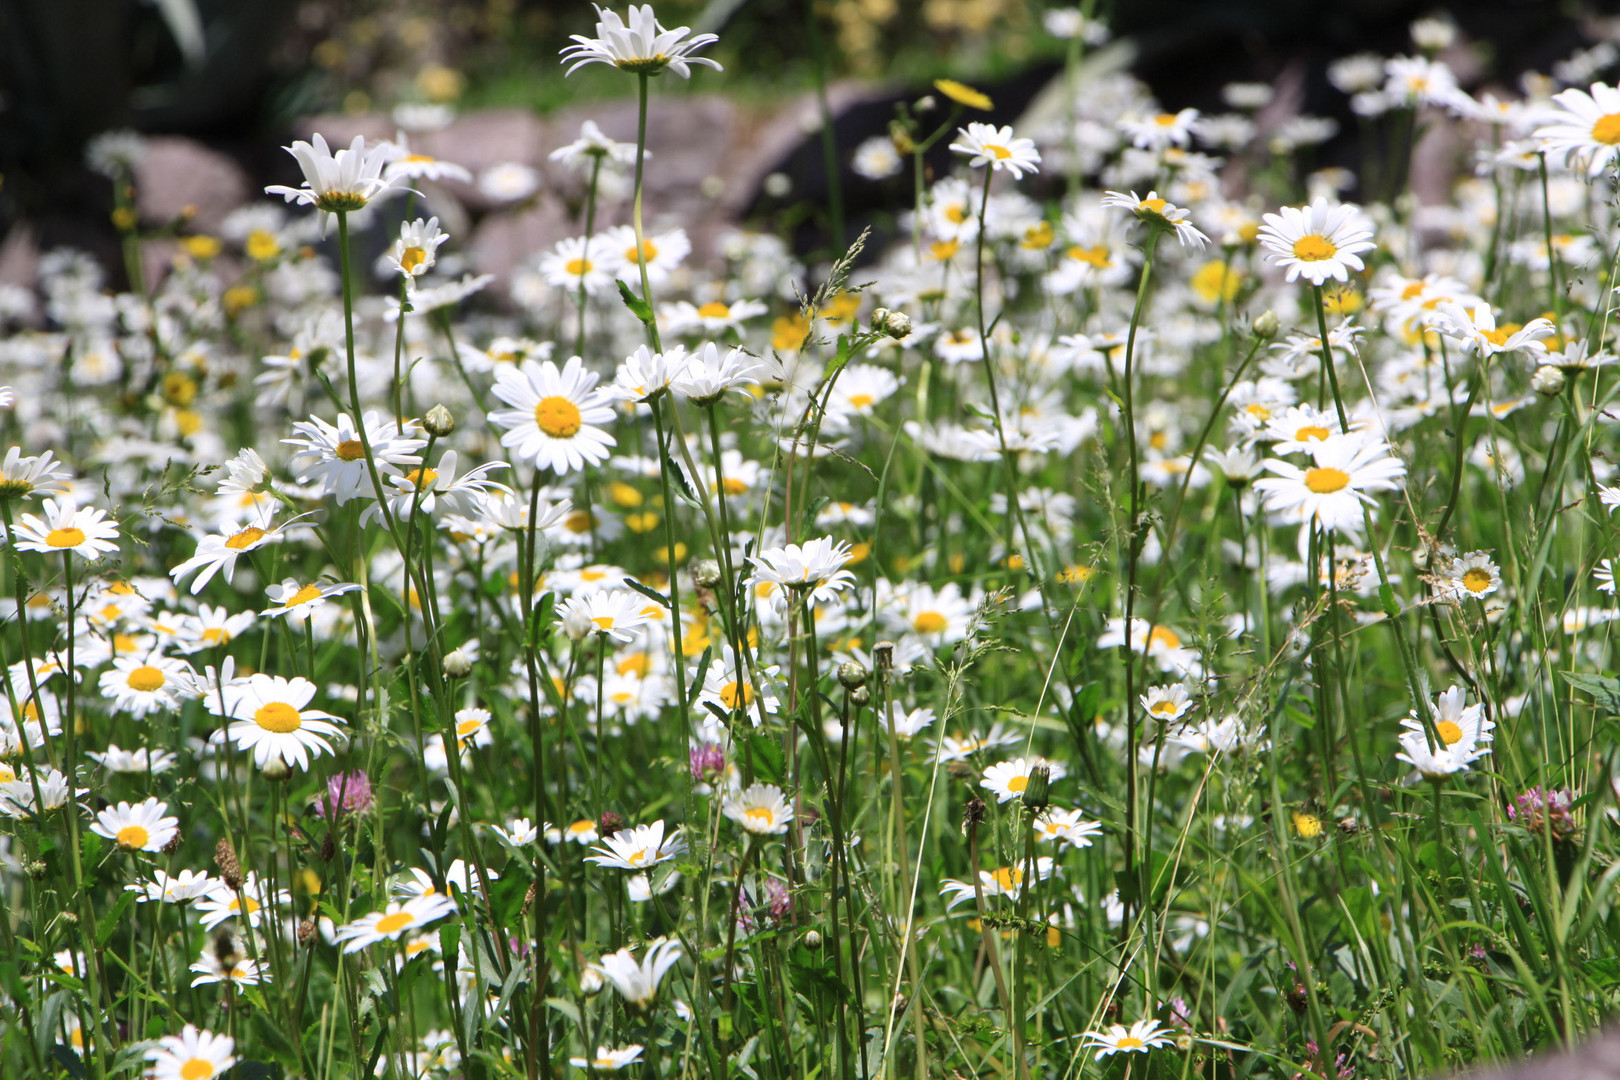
[743,732,786,785]
[624,576,671,610]
[1560,671,1620,715]
[95,892,135,948]
[616,280,655,326]
[686,645,713,710]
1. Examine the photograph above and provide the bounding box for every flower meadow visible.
[10,5,1620,1079]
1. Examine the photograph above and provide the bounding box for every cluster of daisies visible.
[5,2,1620,1077]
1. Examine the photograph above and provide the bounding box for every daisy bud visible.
[442,648,474,679]
[1020,764,1051,813]
[261,756,292,782]
[162,830,182,855]
[692,559,723,588]
[837,661,867,690]
[423,403,455,436]
[1252,310,1280,340]
[215,839,243,889]
[849,686,870,707]
[561,605,594,641]
[1532,365,1566,397]
[802,929,823,949]
[580,967,605,995]
[915,94,937,113]
[599,811,625,838]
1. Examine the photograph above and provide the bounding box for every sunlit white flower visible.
[490,356,617,475]
[722,783,793,835]
[1101,190,1209,249]
[589,937,684,1009]
[265,134,399,234]
[89,797,178,853]
[939,858,1055,908]
[1081,1019,1175,1060]
[561,4,722,78]
[1033,808,1103,848]
[1434,302,1554,358]
[218,674,346,772]
[1534,82,1620,178]
[386,216,449,280]
[144,1025,237,1080]
[12,497,119,560]
[1396,684,1493,779]
[1257,198,1377,286]
[586,819,685,871]
[1253,434,1406,533]
[333,895,458,953]
[949,122,1041,179]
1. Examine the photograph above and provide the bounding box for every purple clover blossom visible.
[1507,787,1577,840]
[314,770,373,820]
[690,742,725,784]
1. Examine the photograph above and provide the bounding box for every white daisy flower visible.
[333,894,458,953]
[1033,808,1103,848]
[192,872,290,930]
[284,412,427,505]
[1101,190,1209,249]
[143,1025,237,1080]
[97,654,195,717]
[980,757,1069,803]
[949,122,1042,179]
[1533,81,1620,178]
[555,589,654,644]
[386,216,449,281]
[1081,1019,1175,1060]
[585,820,686,871]
[1253,434,1406,533]
[217,674,347,772]
[264,133,400,235]
[490,356,617,475]
[589,937,684,1009]
[126,869,216,904]
[939,858,1055,908]
[1443,551,1502,600]
[89,797,178,852]
[560,4,722,78]
[722,783,793,835]
[11,497,120,560]
[1257,198,1377,285]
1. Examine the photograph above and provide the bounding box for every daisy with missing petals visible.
[193,872,289,930]
[264,134,399,235]
[1033,808,1103,849]
[11,497,120,560]
[1533,82,1620,178]
[262,579,362,621]
[1253,435,1407,533]
[333,894,458,953]
[1100,190,1209,249]
[1596,559,1619,595]
[1081,1019,1175,1060]
[490,356,617,475]
[613,343,693,403]
[0,447,72,502]
[284,412,427,504]
[586,819,686,871]
[89,797,179,853]
[1442,550,1501,601]
[1256,198,1377,285]
[981,757,1069,803]
[143,1025,237,1080]
[939,858,1055,908]
[722,783,793,835]
[127,869,216,904]
[746,537,856,603]
[949,122,1041,180]
[560,4,722,78]
[219,674,346,772]
[170,507,309,595]
[669,342,768,406]
[1433,302,1554,358]
[590,937,684,1010]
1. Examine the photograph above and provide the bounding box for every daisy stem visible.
[631,73,662,354]
[576,154,604,361]
[1537,153,1564,326]
[391,276,409,427]
[1118,229,1159,916]
[1310,284,1432,732]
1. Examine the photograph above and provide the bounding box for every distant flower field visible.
[5,5,1620,1079]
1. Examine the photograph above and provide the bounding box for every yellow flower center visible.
[1068,244,1112,267]
[984,144,1012,160]
[913,611,948,634]
[253,701,302,733]
[456,719,483,738]
[405,467,439,488]
[246,230,280,261]
[721,476,748,496]
[400,246,427,272]
[535,396,583,438]
[719,680,753,709]
[1139,197,1168,214]
[1154,113,1178,126]
[1592,113,1620,145]
[619,653,651,677]
[565,258,593,276]
[1245,404,1271,420]
[45,527,86,548]
[1480,327,1512,346]
[1462,568,1493,593]
[1007,775,1029,793]
[627,849,648,866]
[289,584,324,606]
[1151,701,1179,716]
[990,867,1024,890]
[697,301,732,319]
[564,509,594,534]
[1292,235,1338,261]
[127,666,166,692]
[744,806,776,827]
[847,393,875,409]
[117,824,151,849]
[1116,1037,1145,1050]
[1295,425,1332,442]
[591,616,616,630]
[225,527,266,550]
[624,240,658,264]
[1304,467,1350,494]
[180,1059,216,1080]
[1148,626,1181,650]
[374,911,416,935]
[930,239,960,261]
[944,204,970,224]
[1436,719,1463,745]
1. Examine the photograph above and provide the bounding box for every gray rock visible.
[1452,1030,1620,1080]
[132,136,251,232]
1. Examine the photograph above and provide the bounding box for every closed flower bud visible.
[849,685,870,707]
[442,648,474,678]
[692,559,723,588]
[1253,310,1280,340]
[1532,365,1565,397]
[581,967,605,995]
[261,756,291,782]
[1020,763,1051,812]
[837,661,867,690]
[423,403,455,436]
[802,929,823,949]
